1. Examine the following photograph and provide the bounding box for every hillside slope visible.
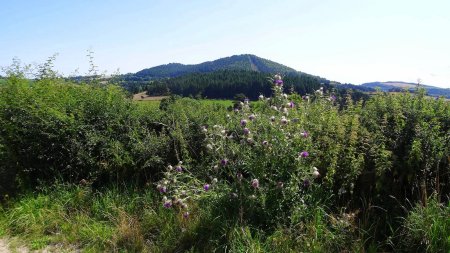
[134,54,297,78]
[361,81,450,98]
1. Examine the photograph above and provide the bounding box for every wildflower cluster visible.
[157,74,329,221]
[156,161,213,218]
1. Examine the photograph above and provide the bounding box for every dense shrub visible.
[156,75,450,250]
[0,74,171,191]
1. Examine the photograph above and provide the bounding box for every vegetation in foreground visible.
[0,61,449,252]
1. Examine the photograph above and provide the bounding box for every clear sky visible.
[1,0,449,87]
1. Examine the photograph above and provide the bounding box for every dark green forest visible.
[145,70,330,99]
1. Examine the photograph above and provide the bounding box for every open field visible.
[132,92,168,101]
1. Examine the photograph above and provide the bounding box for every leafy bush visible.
[0,72,171,190]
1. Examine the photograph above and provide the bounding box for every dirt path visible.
[0,238,29,253]
[0,238,17,253]
[0,238,8,253]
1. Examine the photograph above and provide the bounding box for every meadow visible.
[0,68,449,252]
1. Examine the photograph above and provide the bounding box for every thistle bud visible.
[251,179,259,188]
[312,167,320,178]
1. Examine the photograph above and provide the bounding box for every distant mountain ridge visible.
[134,54,297,78]
[361,81,450,98]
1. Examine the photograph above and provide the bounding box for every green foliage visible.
[0,71,171,191]
[0,184,366,252]
[1,60,449,252]
[398,196,450,252]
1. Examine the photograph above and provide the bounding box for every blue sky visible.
[1,0,449,87]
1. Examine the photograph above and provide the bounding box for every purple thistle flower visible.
[300,131,309,138]
[330,95,336,101]
[175,165,183,172]
[299,151,309,157]
[281,116,288,125]
[240,119,247,127]
[288,101,295,108]
[274,79,283,86]
[251,179,259,188]
[243,128,250,135]
[221,158,228,166]
[248,114,256,121]
[183,212,189,219]
[262,140,268,146]
[163,200,172,208]
[203,184,210,191]
[159,186,167,193]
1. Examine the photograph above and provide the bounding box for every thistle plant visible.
[157,74,338,225]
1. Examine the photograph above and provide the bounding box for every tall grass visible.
[0,183,370,252]
[398,196,450,252]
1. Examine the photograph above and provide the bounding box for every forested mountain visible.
[120,54,333,96]
[135,54,297,78]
